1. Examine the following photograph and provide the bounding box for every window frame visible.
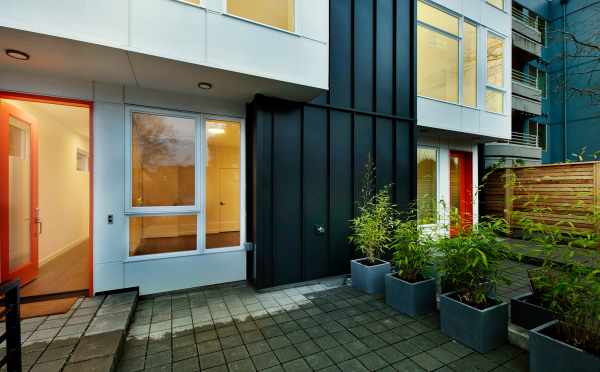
[485,30,507,114]
[417,1,479,108]
[124,106,246,261]
[486,0,505,11]
[224,0,298,34]
[416,145,440,227]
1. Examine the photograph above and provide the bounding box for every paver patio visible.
[119,270,531,372]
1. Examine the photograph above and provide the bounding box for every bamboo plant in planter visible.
[529,261,600,372]
[385,211,436,316]
[438,217,511,353]
[349,186,395,294]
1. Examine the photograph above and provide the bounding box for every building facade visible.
[485,0,600,167]
[0,0,510,295]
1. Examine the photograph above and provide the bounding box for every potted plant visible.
[349,186,394,294]
[385,210,436,316]
[438,217,511,353]
[529,260,600,372]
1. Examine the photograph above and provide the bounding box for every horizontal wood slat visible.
[481,162,600,247]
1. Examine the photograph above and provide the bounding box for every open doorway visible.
[0,96,90,317]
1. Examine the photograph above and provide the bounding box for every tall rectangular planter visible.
[529,320,600,372]
[351,259,390,294]
[385,274,436,316]
[510,293,554,330]
[440,292,508,353]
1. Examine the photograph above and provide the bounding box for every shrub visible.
[390,209,435,282]
[349,185,396,264]
[437,217,511,307]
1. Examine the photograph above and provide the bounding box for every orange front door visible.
[449,151,473,237]
[0,101,39,285]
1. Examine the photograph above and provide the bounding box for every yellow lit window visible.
[228,0,295,32]
[463,22,477,107]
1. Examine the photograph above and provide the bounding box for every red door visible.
[449,151,473,237]
[0,101,39,285]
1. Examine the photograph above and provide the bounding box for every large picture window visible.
[227,0,295,32]
[418,1,459,103]
[486,33,506,113]
[417,147,438,224]
[126,107,244,258]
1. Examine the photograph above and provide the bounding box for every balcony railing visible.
[502,131,539,147]
[0,279,22,372]
[512,6,539,30]
[512,70,538,89]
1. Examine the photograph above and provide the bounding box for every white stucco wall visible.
[0,0,329,90]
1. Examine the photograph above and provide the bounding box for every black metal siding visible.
[248,0,417,289]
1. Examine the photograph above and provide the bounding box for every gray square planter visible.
[529,320,600,372]
[440,292,508,353]
[510,293,554,330]
[351,258,390,294]
[385,273,436,316]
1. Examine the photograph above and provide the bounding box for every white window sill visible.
[125,246,245,263]
[222,13,300,37]
[171,0,206,10]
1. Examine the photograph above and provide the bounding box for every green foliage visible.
[391,208,435,282]
[436,217,511,306]
[349,185,396,264]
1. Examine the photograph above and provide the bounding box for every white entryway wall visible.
[0,72,248,295]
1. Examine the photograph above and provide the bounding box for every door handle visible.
[36,218,42,235]
[220,202,225,206]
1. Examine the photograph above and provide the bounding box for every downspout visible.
[561,0,569,161]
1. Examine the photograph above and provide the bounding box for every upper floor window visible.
[227,0,295,32]
[487,0,504,11]
[486,33,506,113]
[417,1,459,103]
[417,1,478,107]
[463,22,478,107]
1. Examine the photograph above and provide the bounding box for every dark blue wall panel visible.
[248,0,416,288]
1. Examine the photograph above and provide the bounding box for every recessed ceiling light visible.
[198,82,212,90]
[6,49,29,61]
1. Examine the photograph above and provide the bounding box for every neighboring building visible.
[0,0,510,295]
[485,0,600,166]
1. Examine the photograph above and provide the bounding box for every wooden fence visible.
[481,161,600,236]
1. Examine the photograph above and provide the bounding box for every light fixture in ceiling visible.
[208,127,225,135]
[6,49,30,61]
[198,82,213,90]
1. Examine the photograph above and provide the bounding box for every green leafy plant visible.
[391,208,435,282]
[349,186,396,264]
[437,217,511,307]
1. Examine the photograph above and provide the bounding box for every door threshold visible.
[21,289,88,304]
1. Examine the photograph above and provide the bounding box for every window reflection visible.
[131,113,196,207]
[417,147,437,224]
[129,215,197,256]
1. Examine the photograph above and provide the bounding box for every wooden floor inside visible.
[3,241,89,319]
[21,240,89,297]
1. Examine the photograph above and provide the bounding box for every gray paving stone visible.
[274,345,301,363]
[29,358,67,372]
[252,351,280,370]
[228,358,256,372]
[118,357,146,372]
[63,356,115,372]
[281,358,311,372]
[71,331,122,363]
[199,351,226,369]
[337,358,368,372]
[172,356,200,372]
[305,351,334,370]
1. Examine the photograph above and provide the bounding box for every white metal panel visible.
[205,12,328,89]
[93,103,127,264]
[94,262,125,293]
[124,250,246,295]
[0,0,129,48]
[297,0,329,43]
[129,0,207,65]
